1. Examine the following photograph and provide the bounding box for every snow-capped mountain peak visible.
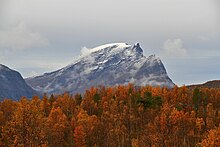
[26,43,174,94]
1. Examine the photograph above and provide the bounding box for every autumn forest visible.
[0,84,220,146]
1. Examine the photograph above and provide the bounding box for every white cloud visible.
[162,39,187,57]
[80,47,92,56]
[0,22,49,51]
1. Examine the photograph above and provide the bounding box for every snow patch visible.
[147,55,161,67]
[80,43,131,57]
[91,43,130,52]
[133,58,146,69]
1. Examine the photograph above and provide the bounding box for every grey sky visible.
[0,0,219,85]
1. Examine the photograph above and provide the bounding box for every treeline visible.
[0,84,220,146]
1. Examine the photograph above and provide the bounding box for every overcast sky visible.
[0,0,219,86]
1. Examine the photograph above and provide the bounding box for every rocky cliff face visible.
[0,64,37,100]
[26,43,174,94]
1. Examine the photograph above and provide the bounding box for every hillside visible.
[188,80,220,89]
[0,64,37,100]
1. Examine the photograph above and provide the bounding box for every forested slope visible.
[0,84,219,146]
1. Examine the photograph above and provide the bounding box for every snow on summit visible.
[90,43,130,52]
[26,43,174,94]
[80,43,131,57]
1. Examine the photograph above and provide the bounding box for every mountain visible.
[188,80,220,89]
[26,43,174,94]
[0,64,37,100]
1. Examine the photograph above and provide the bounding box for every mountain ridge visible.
[187,80,220,89]
[26,43,175,94]
[0,64,38,100]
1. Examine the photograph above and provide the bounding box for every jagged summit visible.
[132,42,143,55]
[26,43,174,94]
[134,42,140,47]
